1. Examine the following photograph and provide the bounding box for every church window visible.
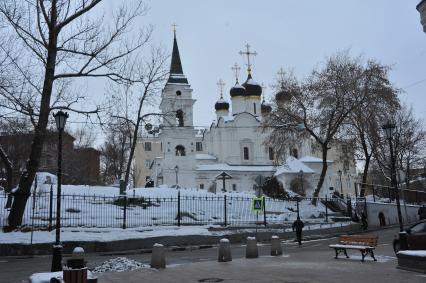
[232,184,237,191]
[196,142,203,152]
[200,184,204,189]
[291,148,298,159]
[253,103,256,114]
[160,142,163,152]
[176,90,182,96]
[243,147,249,160]
[268,147,274,160]
[176,110,184,127]
[175,145,186,156]
[144,159,152,168]
[144,142,152,151]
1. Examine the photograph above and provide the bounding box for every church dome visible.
[242,74,262,97]
[215,98,230,111]
[261,102,272,115]
[275,89,293,103]
[230,83,246,97]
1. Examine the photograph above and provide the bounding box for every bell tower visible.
[160,27,195,128]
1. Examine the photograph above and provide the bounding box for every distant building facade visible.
[0,131,100,187]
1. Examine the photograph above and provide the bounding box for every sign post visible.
[252,197,264,237]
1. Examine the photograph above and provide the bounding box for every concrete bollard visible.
[270,235,282,256]
[246,237,258,259]
[218,238,232,262]
[150,243,166,269]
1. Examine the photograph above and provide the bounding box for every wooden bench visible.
[329,234,378,262]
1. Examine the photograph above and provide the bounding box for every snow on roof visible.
[196,163,275,172]
[196,153,217,160]
[299,156,333,163]
[274,156,315,176]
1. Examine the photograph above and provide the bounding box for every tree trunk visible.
[361,154,371,197]
[312,145,329,205]
[0,145,13,209]
[6,6,58,230]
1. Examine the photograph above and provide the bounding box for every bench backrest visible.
[338,235,378,247]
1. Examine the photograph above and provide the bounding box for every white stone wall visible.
[365,202,421,227]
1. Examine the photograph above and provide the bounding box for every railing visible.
[355,182,426,204]
[0,191,353,230]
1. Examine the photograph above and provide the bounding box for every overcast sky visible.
[132,0,425,128]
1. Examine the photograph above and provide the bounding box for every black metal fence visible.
[355,182,426,204]
[0,191,355,230]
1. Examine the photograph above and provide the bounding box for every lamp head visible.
[53,110,69,131]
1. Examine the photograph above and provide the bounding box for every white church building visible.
[134,33,357,197]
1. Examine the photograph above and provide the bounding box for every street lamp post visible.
[382,122,404,234]
[51,110,68,272]
[338,170,343,197]
[174,165,179,187]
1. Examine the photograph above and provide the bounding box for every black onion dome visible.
[261,102,272,114]
[215,98,230,111]
[242,74,262,97]
[230,83,246,97]
[275,89,292,102]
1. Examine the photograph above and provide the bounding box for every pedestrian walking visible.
[418,205,426,220]
[292,217,304,246]
[378,212,386,227]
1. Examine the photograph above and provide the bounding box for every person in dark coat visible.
[378,212,386,227]
[292,217,305,245]
[418,205,426,220]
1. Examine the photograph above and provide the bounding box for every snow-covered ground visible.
[0,184,331,229]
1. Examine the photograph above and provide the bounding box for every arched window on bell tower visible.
[176,110,184,127]
[175,145,186,156]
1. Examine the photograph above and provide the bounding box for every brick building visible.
[0,131,100,187]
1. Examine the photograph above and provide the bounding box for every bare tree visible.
[374,105,425,189]
[109,47,168,190]
[99,120,132,185]
[264,52,372,205]
[0,0,151,229]
[346,61,400,194]
[71,126,97,149]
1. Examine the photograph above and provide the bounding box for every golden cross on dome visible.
[217,79,225,99]
[231,63,241,83]
[239,44,257,75]
[172,23,178,36]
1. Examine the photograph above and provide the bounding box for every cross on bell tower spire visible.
[172,23,178,37]
[217,79,225,99]
[239,44,257,76]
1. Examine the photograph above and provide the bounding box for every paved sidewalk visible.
[98,249,426,283]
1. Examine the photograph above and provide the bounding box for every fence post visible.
[263,196,267,227]
[388,187,392,202]
[49,184,53,231]
[372,186,376,202]
[223,195,227,227]
[122,195,127,229]
[325,195,328,222]
[177,190,181,227]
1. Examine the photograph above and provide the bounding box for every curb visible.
[0,224,362,257]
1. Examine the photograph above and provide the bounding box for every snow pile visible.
[29,271,63,283]
[92,257,148,273]
[397,250,426,257]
